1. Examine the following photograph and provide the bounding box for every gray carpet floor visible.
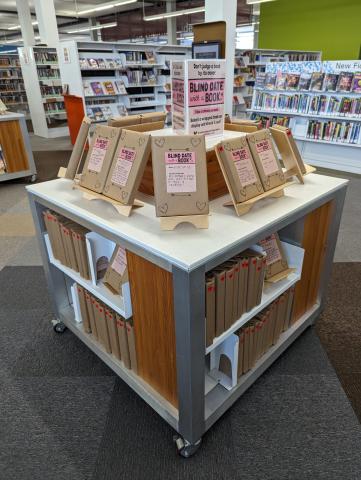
[2,266,361,479]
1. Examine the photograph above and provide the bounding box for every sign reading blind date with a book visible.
[171,59,226,136]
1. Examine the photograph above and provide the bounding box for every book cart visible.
[0,112,36,183]
[27,130,347,455]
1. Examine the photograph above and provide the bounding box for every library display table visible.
[27,172,347,456]
[0,112,36,182]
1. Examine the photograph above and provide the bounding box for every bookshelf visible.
[233,49,322,120]
[0,52,29,118]
[18,46,68,138]
[58,40,191,125]
[248,60,361,173]
[27,172,347,454]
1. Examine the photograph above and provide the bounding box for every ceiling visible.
[0,0,253,42]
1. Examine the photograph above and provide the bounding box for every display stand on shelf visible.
[0,112,37,182]
[248,59,361,174]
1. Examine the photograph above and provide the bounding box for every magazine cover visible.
[90,82,105,95]
[298,72,312,90]
[310,72,325,91]
[264,72,277,89]
[115,80,127,94]
[351,73,361,93]
[105,58,116,69]
[79,58,89,69]
[91,107,105,122]
[323,73,339,92]
[275,72,287,90]
[83,81,94,96]
[337,72,354,92]
[87,58,99,69]
[102,106,113,118]
[103,81,116,95]
[285,73,300,90]
[145,51,156,64]
[255,72,266,89]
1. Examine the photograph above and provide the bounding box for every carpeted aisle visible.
[1,265,361,479]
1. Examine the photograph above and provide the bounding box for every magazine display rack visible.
[27,169,347,457]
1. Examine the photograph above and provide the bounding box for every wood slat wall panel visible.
[0,120,29,173]
[127,251,178,408]
[292,201,333,322]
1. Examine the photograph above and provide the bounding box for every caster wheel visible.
[174,435,201,458]
[28,174,37,183]
[53,322,67,333]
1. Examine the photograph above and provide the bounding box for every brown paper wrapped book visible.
[103,245,128,295]
[259,232,293,282]
[151,134,209,228]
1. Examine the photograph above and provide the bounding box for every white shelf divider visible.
[205,241,304,355]
[44,233,132,319]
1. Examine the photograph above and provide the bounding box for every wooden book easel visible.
[159,214,209,231]
[73,183,144,217]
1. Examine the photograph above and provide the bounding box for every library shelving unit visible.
[248,60,361,174]
[0,52,29,118]
[18,46,68,138]
[233,49,321,119]
[0,112,36,182]
[27,143,347,455]
[58,40,191,125]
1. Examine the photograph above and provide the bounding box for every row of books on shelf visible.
[250,113,291,128]
[258,71,361,93]
[306,120,361,144]
[234,287,295,378]
[0,80,25,91]
[86,105,126,122]
[2,94,28,105]
[40,85,63,96]
[237,51,319,66]
[34,51,58,64]
[0,58,20,67]
[127,70,156,85]
[83,80,127,96]
[253,92,361,117]
[43,101,65,114]
[0,71,22,79]
[75,284,137,372]
[37,67,60,79]
[205,233,290,347]
[79,52,157,70]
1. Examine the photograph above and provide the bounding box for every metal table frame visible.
[27,177,347,454]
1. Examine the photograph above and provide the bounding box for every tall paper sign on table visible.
[171,59,226,136]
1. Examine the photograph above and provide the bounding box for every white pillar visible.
[205,0,237,116]
[167,0,177,45]
[89,18,98,42]
[34,0,59,46]
[16,0,35,46]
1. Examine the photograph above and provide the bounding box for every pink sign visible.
[88,138,109,173]
[255,139,279,175]
[231,148,258,186]
[165,151,196,193]
[188,79,225,107]
[111,147,136,187]
[260,235,282,265]
[112,246,127,276]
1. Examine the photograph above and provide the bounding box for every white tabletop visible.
[149,128,245,151]
[0,111,25,122]
[27,174,348,271]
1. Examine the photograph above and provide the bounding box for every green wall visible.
[258,0,361,60]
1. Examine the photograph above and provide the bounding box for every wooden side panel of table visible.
[0,120,29,173]
[127,251,178,408]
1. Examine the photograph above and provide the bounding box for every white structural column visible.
[16,0,35,46]
[167,0,177,45]
[205,0,237,116]
[89,18,99,42]
[34,0,59,46]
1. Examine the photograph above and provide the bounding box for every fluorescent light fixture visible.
[8,20,38,30]
[246,0,276,4]
[78,0,137,15]
[144,6,205,21]
[66,22,117,34]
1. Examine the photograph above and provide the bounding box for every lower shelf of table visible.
[59,305,179,431]
[204,303,320,432]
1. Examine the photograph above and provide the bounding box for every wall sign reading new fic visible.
[171,60,226,136]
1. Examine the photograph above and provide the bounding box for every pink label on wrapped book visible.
[260,235,282,265]
[165,151,196,193]
[112,247,127,276]
[88,138,109,173]
[255,139,279,175]
[111,147,136,187]
[231,148,257,186]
